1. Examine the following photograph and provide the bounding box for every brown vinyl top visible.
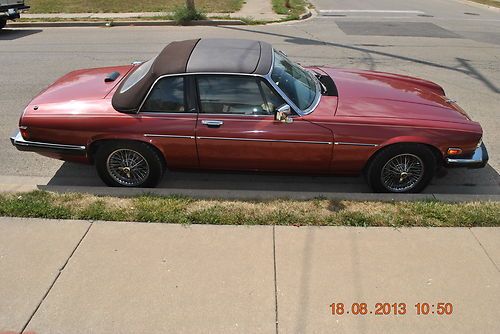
[112,38,273,113]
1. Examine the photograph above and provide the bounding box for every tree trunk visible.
[186,0,195,11]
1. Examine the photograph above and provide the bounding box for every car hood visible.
[27,65,134,107]
[317,67,471,123]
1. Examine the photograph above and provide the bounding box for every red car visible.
[11,38,488,193]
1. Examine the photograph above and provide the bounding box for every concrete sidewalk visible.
[0,217,499,333]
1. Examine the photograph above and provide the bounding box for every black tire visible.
[0,19,7,30]
[365,144,436,193]
[95,141,165,187]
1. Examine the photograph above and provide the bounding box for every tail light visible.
[19,126,30,140]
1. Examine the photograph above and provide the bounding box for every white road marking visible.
[316,16,500,22]
[319,10,426,14]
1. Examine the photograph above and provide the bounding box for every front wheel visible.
[95,141,165,187]
[365,144,436,193]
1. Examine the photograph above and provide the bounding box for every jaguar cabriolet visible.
[11,38,488,193]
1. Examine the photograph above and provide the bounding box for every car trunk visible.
[27,65,134,107]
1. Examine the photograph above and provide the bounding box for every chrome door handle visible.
[201,120,224,127]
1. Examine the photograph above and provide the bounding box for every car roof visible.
[153,38,273,76]
[112,38,275,113]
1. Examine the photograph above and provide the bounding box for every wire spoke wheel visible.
[381,153,424,192]
[106,149,150,186]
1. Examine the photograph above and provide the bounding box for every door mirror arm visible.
[274,104,293,123]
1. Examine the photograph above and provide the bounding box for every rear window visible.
[120,58,155,93]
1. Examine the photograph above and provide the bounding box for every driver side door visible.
[194,74,333,172]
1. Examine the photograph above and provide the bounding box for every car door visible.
[194,74,333,172]
[137,75,198,169]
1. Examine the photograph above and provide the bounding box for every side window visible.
[197,75,271,115]
[141,77,185,113]
[259,80,286,113]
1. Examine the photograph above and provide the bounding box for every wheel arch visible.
[88,138,167,168]
[363,140,443,173]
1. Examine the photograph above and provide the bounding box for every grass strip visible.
[0,191,498,227]
[272,0,308,20]
[25,0,244,14]
[467,0,500,8]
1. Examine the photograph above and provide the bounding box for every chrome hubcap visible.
[106,149,150,186]
[381,154,424,192]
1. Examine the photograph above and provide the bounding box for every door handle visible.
[201,120,224,127]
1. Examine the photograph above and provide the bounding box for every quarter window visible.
[141,77,185,113]
[259,80,286,113]
[120,58,155,93]
[197,75,273,115]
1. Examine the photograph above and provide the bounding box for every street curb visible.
[33,185,500,202]
[7,19,246,28]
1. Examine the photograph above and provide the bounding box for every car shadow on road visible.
[0,28,42,40]
[42,162,500,195]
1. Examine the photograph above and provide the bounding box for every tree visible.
[186,0,195,12]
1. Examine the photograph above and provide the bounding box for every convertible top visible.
[112,38,273,113]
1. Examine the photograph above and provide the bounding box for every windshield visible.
[120,57,155,93]
[271,51,318,111]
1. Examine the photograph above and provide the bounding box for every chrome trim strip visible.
[266,49,321,116]
[197,136,333,145]
[199,113,274,118]
[10,131,86,151]
[144,134,195,139]
[334,142,379,147]
[137,72,305,115]
[264,50,303,116]
[140,112,197,116]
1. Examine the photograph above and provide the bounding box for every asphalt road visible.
[0,0,499,195]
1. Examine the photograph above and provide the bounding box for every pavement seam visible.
[469,228,500,273]
[19,221,94,334]
[272,225,279,334]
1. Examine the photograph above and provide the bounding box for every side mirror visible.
[275,104,293,123]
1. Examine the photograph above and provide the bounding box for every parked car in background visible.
[0,0,29,29]
[11,38,488,193]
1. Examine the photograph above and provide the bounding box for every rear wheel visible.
[95,141,164,187]
[366,144,436,193]
[0,19,7,30]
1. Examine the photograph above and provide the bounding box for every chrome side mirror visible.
[275,104,293,123]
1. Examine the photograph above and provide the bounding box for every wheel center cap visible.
[399,172,409,182]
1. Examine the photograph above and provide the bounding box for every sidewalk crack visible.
[19,221,94,334]
[470,228,500,273]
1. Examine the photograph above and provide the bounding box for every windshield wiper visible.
[311,71,327,94]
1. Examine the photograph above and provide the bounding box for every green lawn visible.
[468,0,500,8]
[0,191,498,227]
[25,0,244,13]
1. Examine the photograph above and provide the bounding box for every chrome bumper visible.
[445,143,488,169]
[10,131,86,155]
[0,5,30,19]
